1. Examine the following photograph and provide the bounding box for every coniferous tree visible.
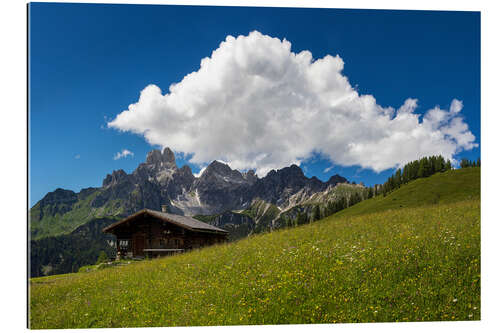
[436,155,445,172]
[379,155,455,197]
[424,157,432,177]
[429,156,435,174]
[296,212,307,226]
[417,159,426,178]
[312,205,321,222]
[460,158,470,168]
[340,196,347,210]
[352,192,362,205]
[328,201,335,215]
[96,250,108,264]
[413,160,420,178]
[445,159,452,171]
[367,187,374,199]
[395,169,402,188]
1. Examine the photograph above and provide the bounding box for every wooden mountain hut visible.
[102,206,228,259]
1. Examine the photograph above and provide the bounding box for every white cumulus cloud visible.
[113,149,134,160]
[108,31,477,175]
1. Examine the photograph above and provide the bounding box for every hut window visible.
[119,239,129,250]
[159,239,165,247]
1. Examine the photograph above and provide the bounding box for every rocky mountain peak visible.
[145,149,161,164]
[146,147,177,169]
[204,160,233,175]
[102,169,128,187]
[284,164,305,176]
[179,164,193,175]
[40,188,77,205]
[200,160,248,184]
[326,174,348,186]
[243,169,258,183]
[162,147,176,165]
[266,164,306,181]
[174,165,195,186]
[36,188,79,221]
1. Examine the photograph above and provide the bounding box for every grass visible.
[29,168,480,328]
[78,259,143,273]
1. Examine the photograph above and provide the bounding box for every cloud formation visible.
[108,31,477,175]
[113,149,134,160]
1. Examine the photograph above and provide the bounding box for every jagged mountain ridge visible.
[30,147,349,239]
[196,181,367,241]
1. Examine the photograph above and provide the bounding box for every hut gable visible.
[102,209,227,234]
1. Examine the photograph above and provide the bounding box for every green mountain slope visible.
[30,189,126,240]
[30,168,480,328]
[335,167,480,218]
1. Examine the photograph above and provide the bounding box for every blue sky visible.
[29,3,480,207]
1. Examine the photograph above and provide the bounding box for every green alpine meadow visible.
[29,167,480,328]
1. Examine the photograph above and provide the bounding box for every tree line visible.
[460,157,481,169]
[377,155,480,197]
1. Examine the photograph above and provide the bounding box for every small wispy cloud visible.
[74,154,81,159]
[114,149,134,160]
[323,166,333,173]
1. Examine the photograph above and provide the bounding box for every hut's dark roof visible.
[102,209,228,234]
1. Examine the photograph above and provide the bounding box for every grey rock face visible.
[100,148,190,214]
[168,165,195,195]
[243,169,258,184]
[102,169,128,187]
[146,147,177,168]
[94,148,349,215]
[190,160,255,213]
[249,164,342,207]
[136,148,178,186]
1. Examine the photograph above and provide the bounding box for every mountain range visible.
[31,147,355,239]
